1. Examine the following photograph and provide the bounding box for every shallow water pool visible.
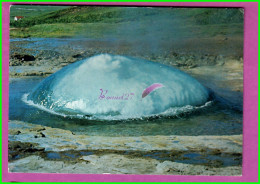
[9,76,242,137]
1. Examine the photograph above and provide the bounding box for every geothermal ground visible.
[8,5,243,176]
[8,120,242,175]
[8,37,243,175]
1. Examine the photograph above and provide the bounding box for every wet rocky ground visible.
[8,120,242,175]
[8,37,243,175]
[8,37,243,95]
[9,37,243,77]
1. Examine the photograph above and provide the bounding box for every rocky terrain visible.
[8,37,243,175]
[8,36,243,175]
[9,37,243,77]
[8,120,242,175]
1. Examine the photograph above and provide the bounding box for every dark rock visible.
[9,130,21,135]
[8,141,45,161]
[72,54,82,58]
[12,54,35,61]
[40,132,46,138]
[36,128,46,132]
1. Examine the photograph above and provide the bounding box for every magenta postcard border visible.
[2,2,258,182]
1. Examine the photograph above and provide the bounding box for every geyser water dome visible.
[25,54,211,120]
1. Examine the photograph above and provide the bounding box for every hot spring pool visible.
[9,55,243,137]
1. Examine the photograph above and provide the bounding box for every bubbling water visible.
[25,54,211,120]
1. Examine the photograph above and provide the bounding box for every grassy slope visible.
[10,6,243,39]
[10,5,70,20]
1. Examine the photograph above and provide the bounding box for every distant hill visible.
[9,6,243,39]
[10,5,70,21]
[10,6,243,28]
